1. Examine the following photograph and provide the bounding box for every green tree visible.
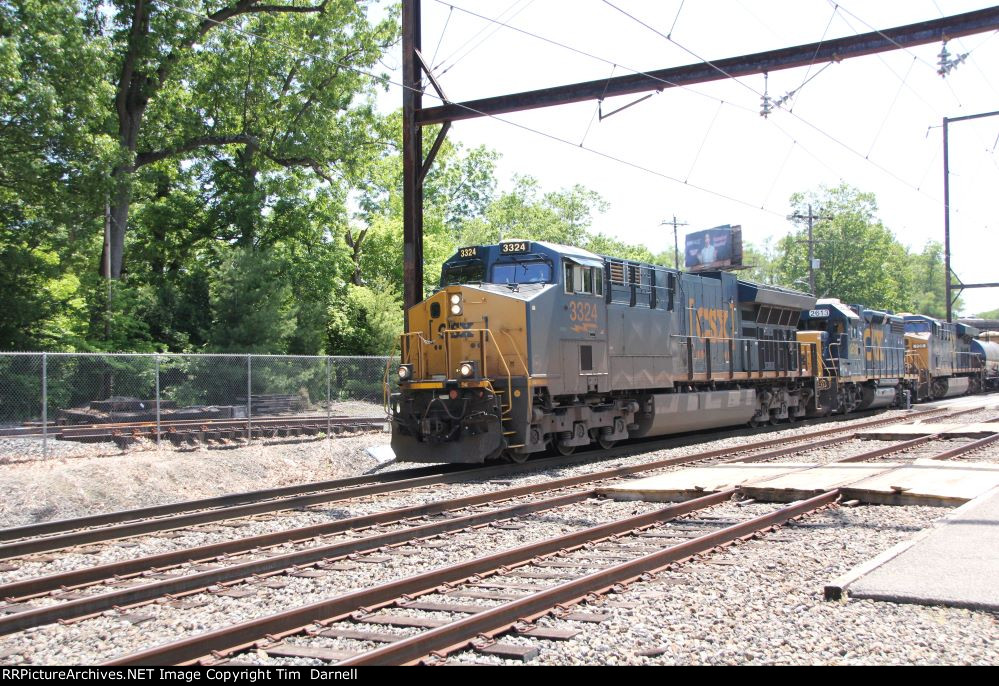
[458,176,606,248]
[101,0,396,278]
[741,239,781,286]
[0,0,112,350]
[906,241,959,318]
[207,248,298,353]
[352,117,500,294]
[326,283,404,355]
[775,184,911,310]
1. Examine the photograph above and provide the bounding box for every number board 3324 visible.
[500,241,530,254]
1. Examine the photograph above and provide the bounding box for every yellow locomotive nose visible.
[391,283,531,464]
[401,285,528,384]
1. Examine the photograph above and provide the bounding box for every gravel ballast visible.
[0,399,998,665]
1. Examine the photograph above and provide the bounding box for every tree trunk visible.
[344,228,367,286]
[236,142,260,248]
[108,176,131,277]
[105,0,149,279]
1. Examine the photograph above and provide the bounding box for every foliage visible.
[775,185,910,309]
[740,239,781,286]
[326,283,404,356]
[904,241,957,319]
[207,248,298,354]
[0,0,114,350]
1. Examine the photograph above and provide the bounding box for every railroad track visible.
[0,414,387,447]
[0,404,992,648]
[100,490,840,665]
[0,406,958,560]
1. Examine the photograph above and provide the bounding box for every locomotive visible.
[387,239,988,464]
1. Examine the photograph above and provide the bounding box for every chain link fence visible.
[0,352,396,458]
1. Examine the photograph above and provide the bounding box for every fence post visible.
[246,354,252,443]
[41,352,47,459]
[326,356,331,441]
[155,353,161,447]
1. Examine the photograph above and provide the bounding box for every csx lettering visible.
[866,328,884,362]
[695,307,730,339]
[569,301,598,323]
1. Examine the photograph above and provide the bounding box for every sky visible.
[374,0,999,316]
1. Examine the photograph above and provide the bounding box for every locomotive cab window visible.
[563,261,603,296]
[442,261,485,285]
[491,259,552,285]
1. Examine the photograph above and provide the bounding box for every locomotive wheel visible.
[506,450,530,464]
[555,442,576,456]
[597,436,617,450]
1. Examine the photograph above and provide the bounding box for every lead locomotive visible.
[388,240,986,463]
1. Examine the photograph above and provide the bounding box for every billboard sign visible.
[684,225,743,271]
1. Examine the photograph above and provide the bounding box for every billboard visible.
[684,224,743,272]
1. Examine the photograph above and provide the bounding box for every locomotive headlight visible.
[449,293,462,316]
[397,364,413,381]
[458,361,477,378]
[450,304,463,315]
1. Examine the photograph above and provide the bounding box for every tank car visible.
[900,314,981,399]
[389,240,818,464]
[972,332,999,390]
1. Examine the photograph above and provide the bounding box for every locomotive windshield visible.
[441,261,485,285]
[491,260,552,285]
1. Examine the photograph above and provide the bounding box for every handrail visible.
[442,327,523,416]
[668,334,818,377]
[394,327,526,418]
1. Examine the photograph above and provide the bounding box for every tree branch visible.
[243,4,330,13]
[155,1,330,89]
[260,151,335,184]
[135,134,257,168]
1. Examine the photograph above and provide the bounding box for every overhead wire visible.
[684,100,723,183]
[425,0,844,189]
[433,0,535,77]
[761,139,797,210]
[430,0,522,70]
[836,2,999,186]
[789,3,839,112]
[866,55,917,159]
[428,3,452,68]
[666,0,685,39]
[601,0,950,202]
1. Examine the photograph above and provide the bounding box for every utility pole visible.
[661,216,688,270]
[788,204,827,296]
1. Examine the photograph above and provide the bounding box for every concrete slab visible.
[740,462,902,503]
[602,459,999,507]
[841,486,999,611]
[598,463,816,502]
[365,444,396,465]
[854,422,999,440]
[842,459,999,506]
